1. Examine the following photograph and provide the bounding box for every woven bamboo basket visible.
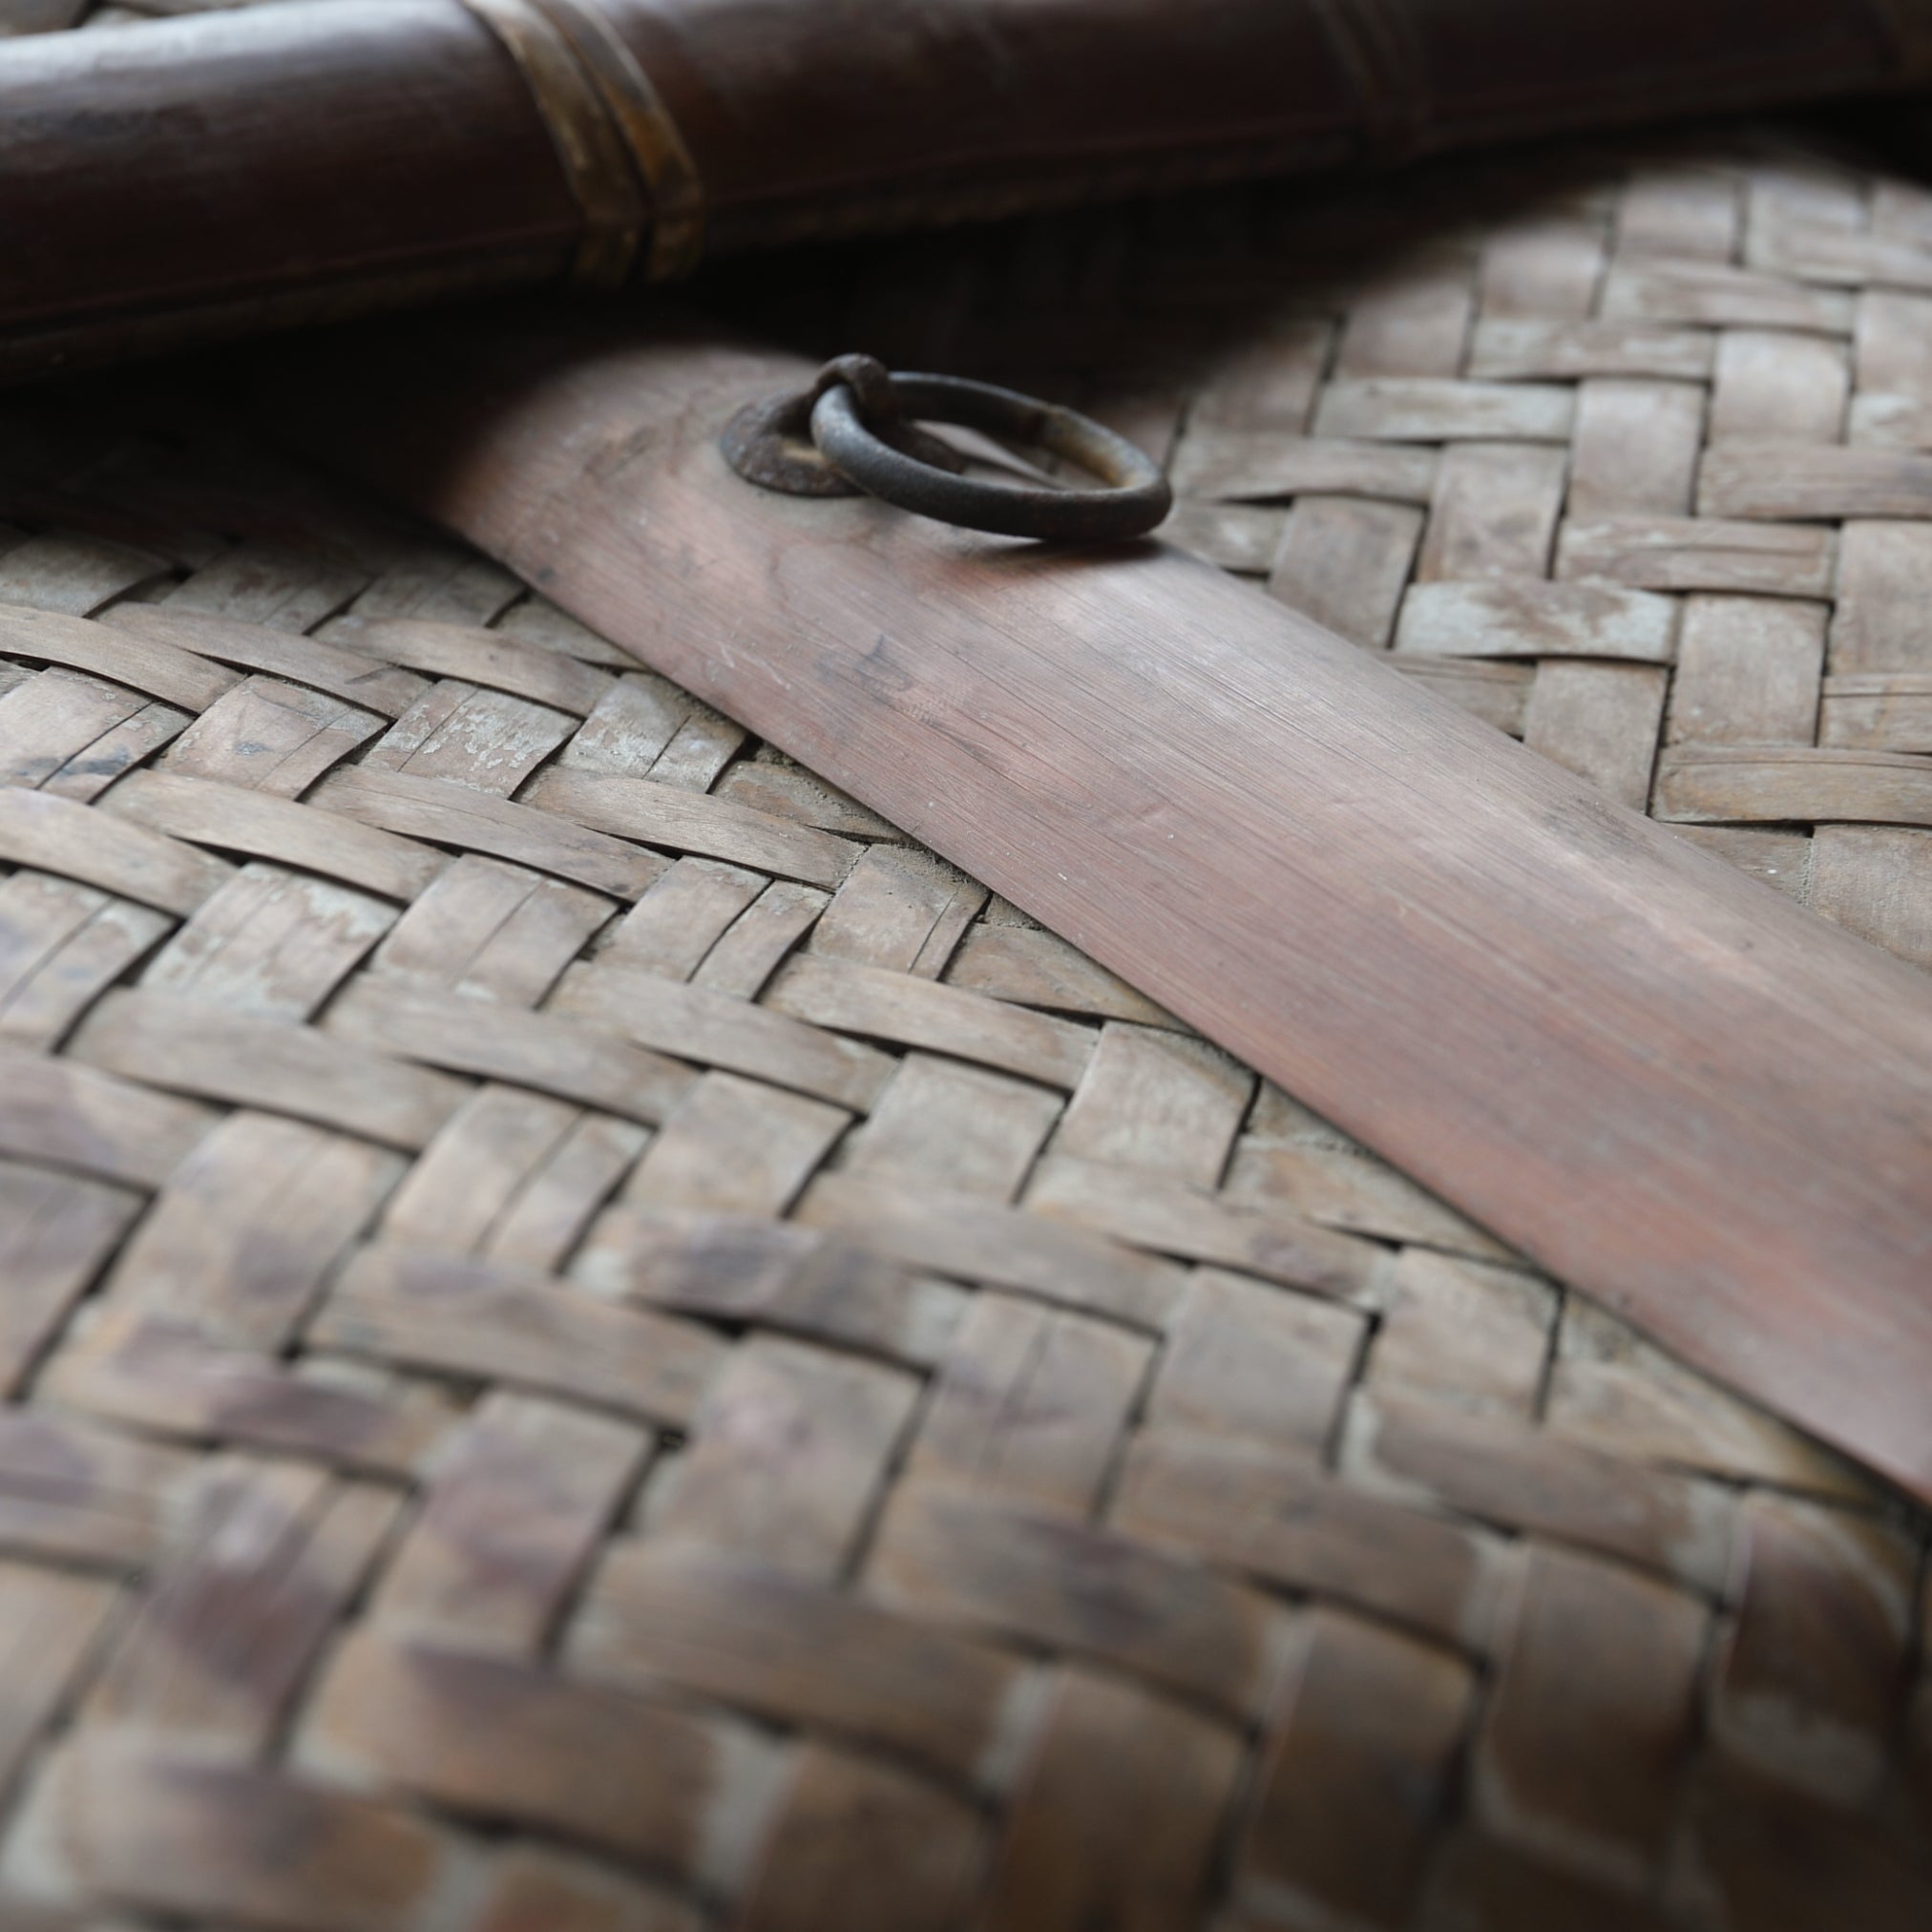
[1,7,1929,1929]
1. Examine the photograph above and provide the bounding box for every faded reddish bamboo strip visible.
[277,316,1932,1502]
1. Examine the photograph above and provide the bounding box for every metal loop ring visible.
[718,356,969,499]
[722,357,1172,544]
[812,371,1172,541]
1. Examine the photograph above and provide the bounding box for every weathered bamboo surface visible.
[11,0,1932,374]
[0,110,1930,1932]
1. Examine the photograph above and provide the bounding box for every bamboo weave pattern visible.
[0,10,1928,1924]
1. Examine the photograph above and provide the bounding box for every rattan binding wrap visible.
[1,21,1931,1931]
[457,0,705,284]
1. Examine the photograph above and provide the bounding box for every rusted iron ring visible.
[720,355,970,499]
[723,355,1172,543]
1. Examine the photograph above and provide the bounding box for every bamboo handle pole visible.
[9,0,1932,377]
